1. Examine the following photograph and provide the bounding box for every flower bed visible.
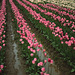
[22,0,75,39]
[9,0,53,74]
[16,0,75,49]
[38,3,75,21]
[43,2,75,15]
[0,0,6,73]
[13,0,75,72]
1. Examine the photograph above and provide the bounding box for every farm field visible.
[0,0,75,75]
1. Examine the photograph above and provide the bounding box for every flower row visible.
[0,0,6,73]
[13,0,75,72]
[44,3,75,15]
[16,0,75,49]
[9,0,53,74]
[22,0,75,34]
[38,3,75,21]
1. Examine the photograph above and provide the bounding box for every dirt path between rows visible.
[4,1,27,75]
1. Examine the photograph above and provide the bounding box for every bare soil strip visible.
[4,1,26,75]
[0,0,2,9]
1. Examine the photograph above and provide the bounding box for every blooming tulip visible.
[41,67,45,72]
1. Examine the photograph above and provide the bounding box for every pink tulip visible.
[41,67,45,72]
[19,39,22,41]
[2,40,5,43]
[37,49,40,51]
[40,62,43,66]
[48,58,51,62]
[50,60,53,64]
[30,53,33,56]
[12,19,14,21]
[4,31,6,33]
[34,43,38,47]
[32,50,36,53]
[32,33,35,37]
[61,41,63,44]
[0,69,2,73]
[3,44,5,46]
[0,46,2,50]
[34,58,37,61]
[44,60,47,63]
[37,63,40,66]
[21,41,24,44]
[73,47,75,50]
[28,46,30,49]
[44,53,47,56]
[40,72,44,75]
[43,49,45,52]
[32,60,35,64]
[38,44,42,47]
[0,65,4,69]
[3,35,5,37]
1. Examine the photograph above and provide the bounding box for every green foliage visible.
[13,0,75,72]
[9,1,41,74]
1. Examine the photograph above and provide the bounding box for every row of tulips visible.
[13,0,75,72]
[38,3,75,21]
[44,2,75,15]
[22,0,75,35]
[16,0,75,50]
[0,0,6,73]
[9,0,53,74]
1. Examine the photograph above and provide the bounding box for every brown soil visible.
[4,1,27,75]
[0,1,2,9]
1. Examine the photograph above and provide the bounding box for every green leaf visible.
[71,69,75,72]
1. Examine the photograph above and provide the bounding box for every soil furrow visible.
[4,1,26,75]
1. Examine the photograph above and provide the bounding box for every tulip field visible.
[0,0,6,73]
[0,0,75,75]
